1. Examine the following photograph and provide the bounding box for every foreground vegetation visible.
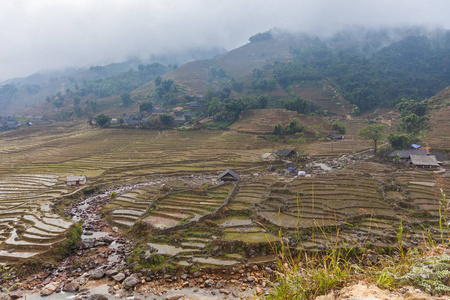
[264,190,450,299]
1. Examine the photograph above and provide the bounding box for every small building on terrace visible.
[410,155,439,168]
[65,175,87,186]
[218,169,240,181]
[389,149,427,163]
[276,149,296,159]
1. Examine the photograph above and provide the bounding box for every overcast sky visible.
[1,0,450,81]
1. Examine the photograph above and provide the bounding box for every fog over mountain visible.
[1,0,450,81]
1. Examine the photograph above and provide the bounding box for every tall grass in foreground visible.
[262,189,450,299]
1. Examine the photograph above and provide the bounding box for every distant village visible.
[0,115,43,131]
[103,99,205,129]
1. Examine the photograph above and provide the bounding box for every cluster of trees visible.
[395,98,429,134]
[41,63,169,119]
[281,97,322,115]
[273,118,305,135]
[273,34,450,112]
[332,121,346,134]
[386,98,430,149]
[77,63,168,99]
[152,77,179,106]
[201,88,269,120]
[93,112,176,129]
[45,92,65,109]
[0,84,18,104]
[249,31,272,43]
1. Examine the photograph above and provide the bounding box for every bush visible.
[332,121,346,134]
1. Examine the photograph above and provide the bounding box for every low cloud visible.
[1,0,449,81]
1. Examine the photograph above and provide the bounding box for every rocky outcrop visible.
[122,275,140,290]
[40,282,60,297]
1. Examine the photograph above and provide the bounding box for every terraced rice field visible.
[0,122,448,264]
[258,169,388,229]
[0,125,277,182]
[396,170,450,219]
[229,176,275,211]
[144,183,234,230]
[0,174,73,262]
[105,186,159,228]
[427,87,450,150]
[253,162,449,249]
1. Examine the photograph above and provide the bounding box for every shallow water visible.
[81,231,108,240]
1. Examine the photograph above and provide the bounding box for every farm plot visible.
[257,165,396,233]
[229,176,275,211]
[143,184,234,230]
[104,186,159,228]
[0,174,74,262]
[396,171,450,218]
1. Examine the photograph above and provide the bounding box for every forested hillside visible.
[2,27,450,122]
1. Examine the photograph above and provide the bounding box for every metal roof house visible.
[389,149,427,159]
[218,169,240,181]
[410,155,439,168]
[65,175,87,186]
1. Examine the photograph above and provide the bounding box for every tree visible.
[257,96,269,109]
[139,101,153,112]
[159,113,174,127]
[120,92,133,107]
[73,105,82,118]
[388,133,411,150]
[73,97,81,106]
[401,113,429,133]
[332,121,346,134]
[94,114,112,127]
[273,123,283,135]
[350,105,360,116]
[86,99,97,113]
[359,124,385,154]
[155,76,162,86]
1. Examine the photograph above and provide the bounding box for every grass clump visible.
[51,221,83,260]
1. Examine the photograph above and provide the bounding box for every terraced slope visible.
[427,86,450,151]
[229,176,275,211]
[258,171,388,229]
[0,174,73,262]
[0,126,274,183]
[396,170,450,218]
[143,183,234,231]
[104,186,159,228]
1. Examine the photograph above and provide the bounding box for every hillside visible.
[133,27,450,118]
[3,26,450,138]
[426,86,450,152]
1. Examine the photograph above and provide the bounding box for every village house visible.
[189,102,203,110]
[389,149,427,162]
[174,115,186,123]
[276,149,296,159]
[409,155,439,168]
[65,175,87,186]
[218,169,240,181]
[151,108,165,115]
[327,133,344,140]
